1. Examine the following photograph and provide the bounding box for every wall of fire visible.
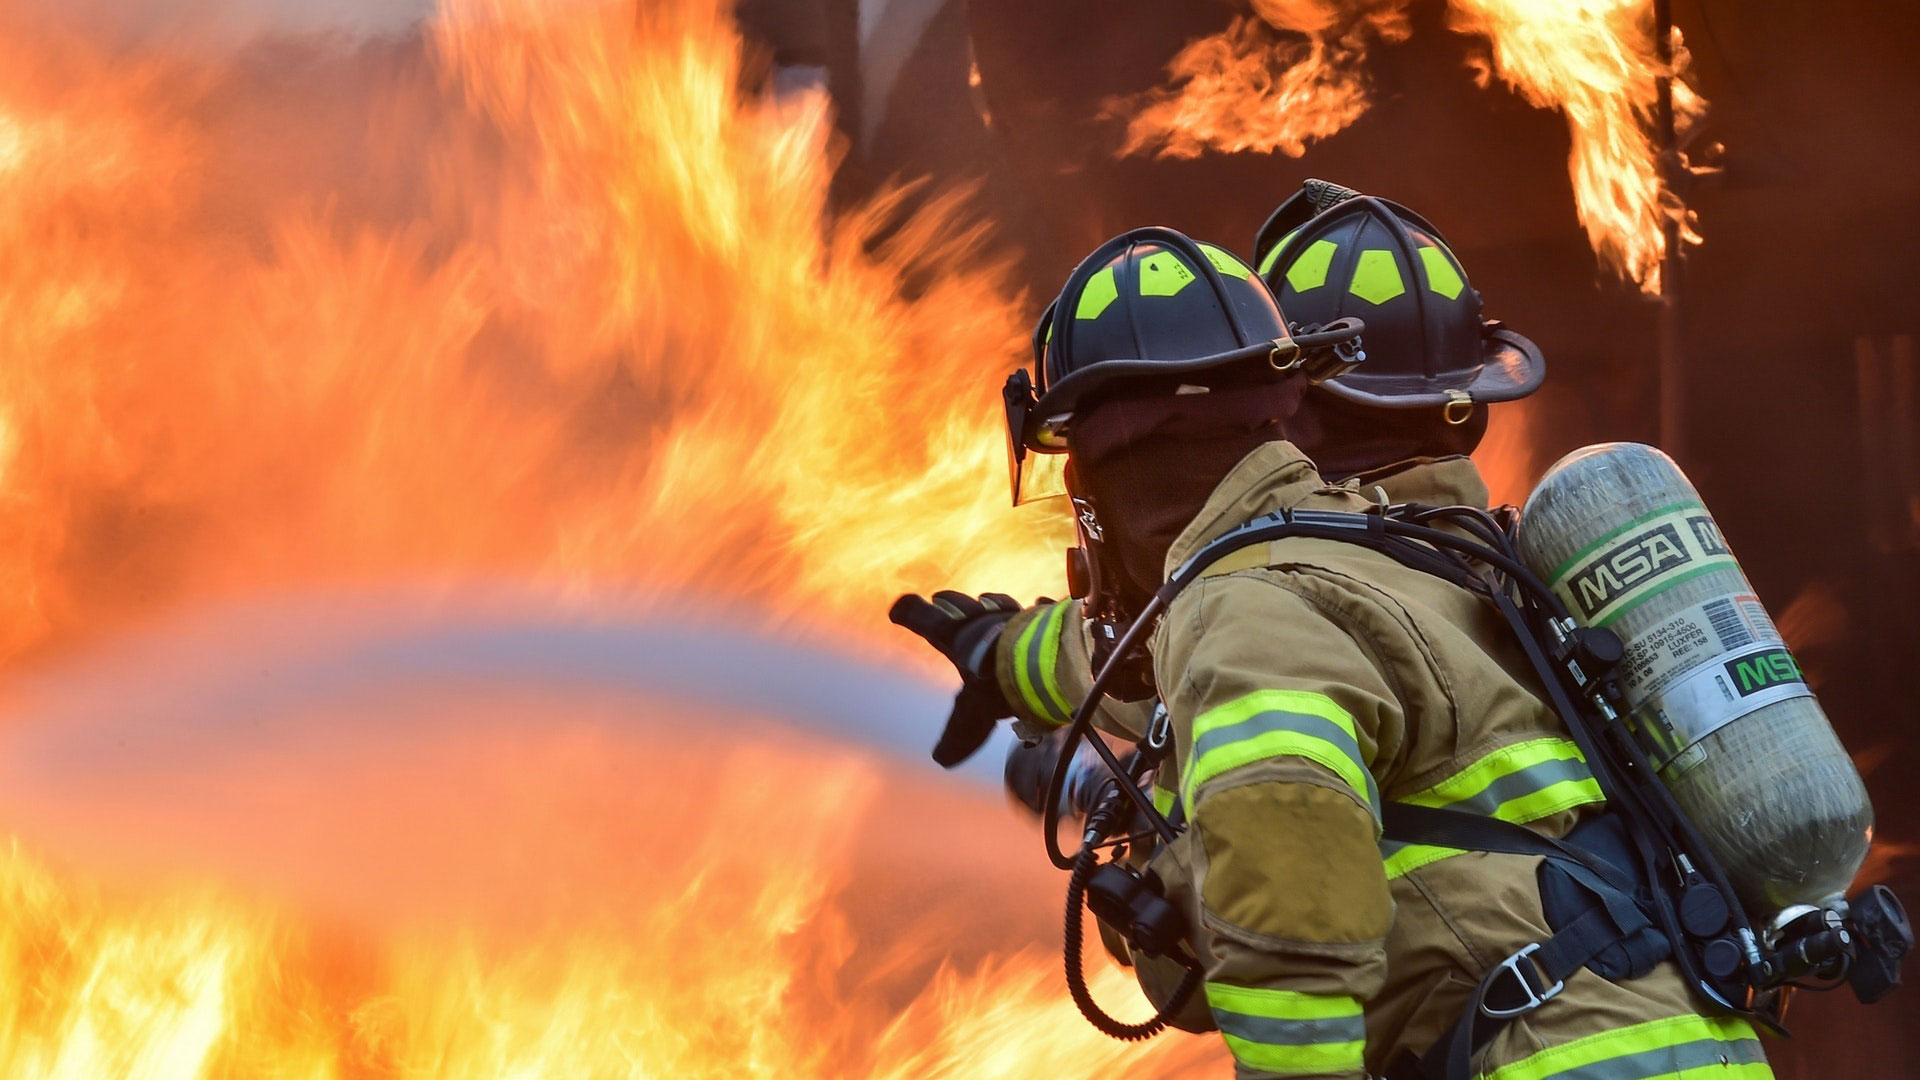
[736,0,1920,1073]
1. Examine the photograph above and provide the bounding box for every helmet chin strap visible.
[1066,488,1158,702]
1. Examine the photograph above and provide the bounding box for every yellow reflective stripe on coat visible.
[1152,783,1177,817]
[1011,602,1073,727]
[1183,689,1379,821]
[1381,737,1604,879]
[1483,1013,1769,1080]
[1204,983,1366,1077]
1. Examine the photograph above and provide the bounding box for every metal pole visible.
[1654,0,1685,460]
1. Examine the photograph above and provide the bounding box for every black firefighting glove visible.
[888,591,1022,767]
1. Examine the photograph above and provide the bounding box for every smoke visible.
[25,0,432,47]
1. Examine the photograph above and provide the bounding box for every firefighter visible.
[891,194,1771,1079]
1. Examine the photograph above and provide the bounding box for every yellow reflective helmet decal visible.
[1257,229,1300,276]
[1137,251,1196,297]
[1074,266,1119,320]
[1200,243,1253,280]
[1283,239,1338,293]
[1418,244,1466,300]
[1348,249,1406,305]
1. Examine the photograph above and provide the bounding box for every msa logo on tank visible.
[1724,647,1805,697]
[1550,503,1736,625]
[1633,643,1813,771]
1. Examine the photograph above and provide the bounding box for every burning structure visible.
[0,0,1916,1075]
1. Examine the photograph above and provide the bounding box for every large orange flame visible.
[0,696,1223,1077]
[1448,0,1704,292]
[0,0,1069,670]
[0,0,1240,1072]
[1114,0,1706,291]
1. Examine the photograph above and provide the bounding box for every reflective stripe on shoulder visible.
[1011,602,1073,727]
[1381,736,1606,879]
[1182,689,1379,823]
[1483,1013,1768,1080]
[1204,983,1366,1077]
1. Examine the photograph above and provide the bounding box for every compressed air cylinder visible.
[1516,443,1872,917]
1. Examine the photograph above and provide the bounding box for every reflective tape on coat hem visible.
[1481,1014,1768,1080]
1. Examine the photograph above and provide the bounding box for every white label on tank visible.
[1546,502,1740,626]
[1615,593,1779,704]
[1629,642,1816,770]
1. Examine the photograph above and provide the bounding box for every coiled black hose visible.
[1063,847,1201,1041]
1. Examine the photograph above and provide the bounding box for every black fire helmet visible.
[1253,183,1543,419]
[1002,226,1362,504]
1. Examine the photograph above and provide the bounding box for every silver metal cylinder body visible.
[1517,443,1871,916]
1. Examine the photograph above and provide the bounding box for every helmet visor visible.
[1009,442,1068,505]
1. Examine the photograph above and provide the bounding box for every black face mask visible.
[1067,378,1303,619]
[1288,385,1488,481]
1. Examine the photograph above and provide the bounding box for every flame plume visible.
[1447,0,1704,292]
[0,0,1233,1073]
[1110,0,1413,159]
[0,705,1222,1077]
[1114,0,1707,291]
[0,0,1068,669]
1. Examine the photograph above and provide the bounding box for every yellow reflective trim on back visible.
[1381,737,1605,879]
[1137,252,1196,297]
[1402,738,1589,810]
[1258,229,1300,276]
[1200,243,1252,280]
[1283,239,1337,292]
[1347,249,1406,304]
[1418,244,1465,299]
[1382,842,1465,880]
[1075,267,1119,320]
[1484,1013,1769,1080]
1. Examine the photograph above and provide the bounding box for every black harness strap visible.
[1381,804,1662,1080]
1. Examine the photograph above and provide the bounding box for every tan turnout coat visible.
[995,442,1770,1080]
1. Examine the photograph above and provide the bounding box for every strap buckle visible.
[1480,943,1564,1019]
[1145,703,1173,753]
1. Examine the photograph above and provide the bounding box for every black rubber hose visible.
[1043,591,1177,870]
[1063,848,1201,1041]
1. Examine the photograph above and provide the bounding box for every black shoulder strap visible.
[1381,804,1636,894]
[1381,803,1662,1080]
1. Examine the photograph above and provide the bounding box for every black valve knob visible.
[1703,937,1746,981]
[1679,884,1731,939]
[1572,627,1625,673]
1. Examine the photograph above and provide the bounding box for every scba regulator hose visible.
[1063,848,1200,1041]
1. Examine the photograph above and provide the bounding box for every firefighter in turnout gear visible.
[892,207,1773,1079]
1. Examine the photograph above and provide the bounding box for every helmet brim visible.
[1019,318,1367,452]
[1313,325,1544,409]
[1030,341,1278,424]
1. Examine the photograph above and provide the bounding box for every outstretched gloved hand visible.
[888,591,1022,767]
